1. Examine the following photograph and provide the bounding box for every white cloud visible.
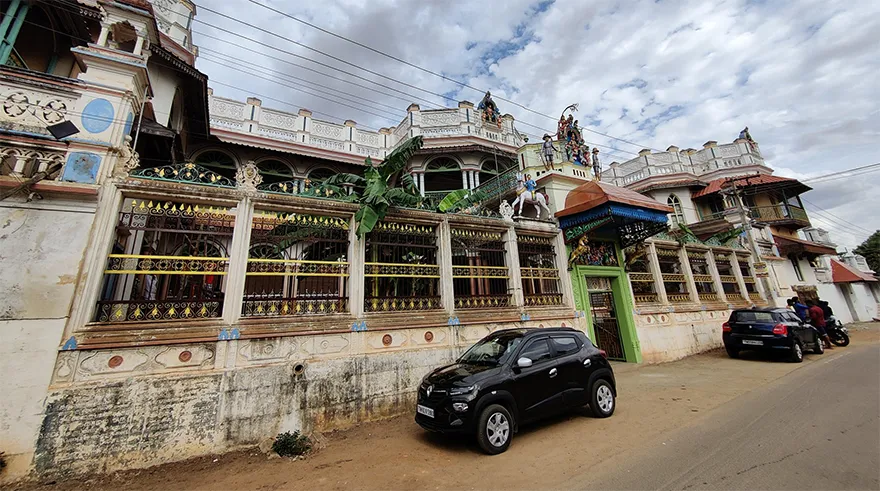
[192,0,880,247]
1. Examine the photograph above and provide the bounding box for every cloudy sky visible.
[191,0,880,249]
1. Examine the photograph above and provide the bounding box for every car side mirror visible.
[517,357,533,368]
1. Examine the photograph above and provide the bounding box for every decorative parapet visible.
[610,140,766,186]
[208,93,524,162]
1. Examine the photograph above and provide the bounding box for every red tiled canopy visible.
[693,175,809,198]
[775,235,838,256]
[831,259,878,283]
[557,181,672,217]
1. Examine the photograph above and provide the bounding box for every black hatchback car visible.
[723,308,824,362]
[415,328,616,454]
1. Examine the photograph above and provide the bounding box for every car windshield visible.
[458,331,525,365]
[734,311,776,323]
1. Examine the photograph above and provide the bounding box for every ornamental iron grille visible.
[451,228,511,309]
[737,254,758,294]
[656,247,690,302]
[364,221,441,312]
[130,162,236,188]
[714,253,741,296]
[95,199,234,323]
[517,235,562,307]
[687,249,717,301]
[243,210,350,317]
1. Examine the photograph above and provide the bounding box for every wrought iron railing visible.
[524,294,563,307]
[242,292,347,316]
[749,205,809,223]
[668,294,692,303]
[454,294,511,309]
[634,293,660,304]
[365,295,441,312]
[95,300,223,323]
[130,162,235,188]
[473,166,519,200]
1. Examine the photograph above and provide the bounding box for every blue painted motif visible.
[61,152,101,183]
[81,98,115,134]
[447,316,461,326]
[123,112,134,136]
[62,336,77,350]
[520,313,531,321]
[350,321,368,332]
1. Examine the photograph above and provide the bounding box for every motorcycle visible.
[826,316,850,347]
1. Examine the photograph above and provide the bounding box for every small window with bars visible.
[364,221,441,312]
[656,247,689,303]
[714,252,740,296]
[243,210,350,317]
[517,235,562,307]
[452,228,511,309]
[687,249,717,303]
[737,254,759,297]
[95,199,235,323]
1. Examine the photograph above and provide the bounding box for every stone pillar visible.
[97,23,111,46]
[678,246,700,304]
[297,108,312,144]
[344,120,357,154]
[349,215,365,317]
[554,231,575,308]
[462,170,468,190]
[646,241,668,305]
[222,197,254,323]
[503,225,524,307]
[418,172,425,197]
[133,32,145,56]
[706,250,727,303]
[731,254,749,302]
[245,97,261,134]
[473,170,480,188]
[437,219,455,316]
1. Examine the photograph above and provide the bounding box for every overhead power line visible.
[241,0,665,153]
[801,162,880,183]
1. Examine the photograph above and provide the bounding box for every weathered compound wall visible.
[634,309,730,364]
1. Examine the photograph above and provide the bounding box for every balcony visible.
[749,205,810,228]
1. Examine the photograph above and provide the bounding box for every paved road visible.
[570,344,880,490]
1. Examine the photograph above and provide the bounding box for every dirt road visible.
[15,323,879,491]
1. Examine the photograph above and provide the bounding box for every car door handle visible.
[583,358,591,367]
[549,368,558,378]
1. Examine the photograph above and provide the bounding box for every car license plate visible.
[742,340,763,346]
[417,405,434,418]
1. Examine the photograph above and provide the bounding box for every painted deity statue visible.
[478,91,502,129]
[508,172,552,219]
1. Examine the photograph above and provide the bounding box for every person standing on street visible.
[789,296,809,321]
[806,299,833,349]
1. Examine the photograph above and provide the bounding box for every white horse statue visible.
[509,172,552,219]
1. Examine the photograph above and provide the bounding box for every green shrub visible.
[272,431,312,457]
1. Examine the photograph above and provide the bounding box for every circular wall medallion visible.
[424,331,434,342]
[108,355,123,368]
[178,350,192,362]
[81,98,115,134]
[538,324,545,328]
[382,334,393,346]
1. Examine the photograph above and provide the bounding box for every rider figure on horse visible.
[524,174,537,200]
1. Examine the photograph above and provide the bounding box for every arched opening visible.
[258,159,296,185]
[6,6,56,72]
[307,167,336,184]
[478,157,514,187]
[423,157,462,193]
[109,22,138,53]
[667,194,685,226]
[193,150,237,180]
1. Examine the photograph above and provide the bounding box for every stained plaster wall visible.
[634,309,730,364]
[0,200,98,478]
[29,316,585,480]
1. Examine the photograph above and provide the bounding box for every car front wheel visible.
[789,341,804,363]
[476,404,513,455]
[588,379,615,418]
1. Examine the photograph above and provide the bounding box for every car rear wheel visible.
[588,379,615,418]
[813,337,825,355]
[725,346,739,358]
[476,404,513,455]
[789,342,804,363]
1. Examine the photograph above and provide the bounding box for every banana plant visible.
[437,189,490,213]
[323,136,425,237]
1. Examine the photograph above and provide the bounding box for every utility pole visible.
[727,177,775,301]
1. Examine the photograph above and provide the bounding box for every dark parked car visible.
[723,308,824,362]
[415,328,616,454]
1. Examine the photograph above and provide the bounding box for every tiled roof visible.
[775,235,838,256]
[831,259,878,283]
[693,175,806,198]
[557,181,672,218]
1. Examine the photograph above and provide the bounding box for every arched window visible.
[423,157,462,193]
[307,167,336,183]
[258,159,296,185]
[667,194,685,226]
[193,150,237,179]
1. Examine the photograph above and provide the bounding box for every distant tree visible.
[854,230,880,272]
